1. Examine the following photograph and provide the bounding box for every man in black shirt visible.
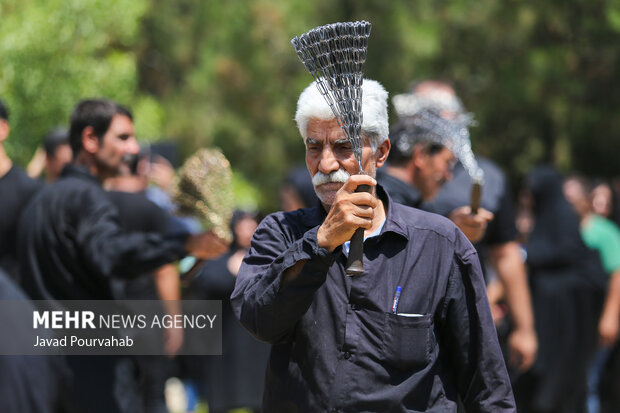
[19,99,227,301]
[18,99,228,413]
[0,98,43,282]
[232,79,515,412]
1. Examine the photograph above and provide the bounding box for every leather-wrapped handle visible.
[345,184,371,276]
[470,181,482,215]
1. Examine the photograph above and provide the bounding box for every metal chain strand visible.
[406,109,484,183]
[291,21,372,173]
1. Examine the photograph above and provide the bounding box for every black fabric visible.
[17,164,188,300]
[0,268,72,413]
[184,251,270,412]
[106,190,170,300]
[0,165,43,282]
[376,167,423,208]
[231,186,515,412]
[514,166,605,413]
[106,190,173,413]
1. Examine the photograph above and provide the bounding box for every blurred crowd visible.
[0,76,619,413]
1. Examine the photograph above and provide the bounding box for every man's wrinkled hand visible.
[448,206,494,243]
[317,175,377,252]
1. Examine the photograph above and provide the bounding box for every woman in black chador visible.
[514,166,605,413]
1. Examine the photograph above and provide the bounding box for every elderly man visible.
[231,79,515,412]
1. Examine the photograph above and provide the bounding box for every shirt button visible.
[343,351,351,360]
[351,303,359,311]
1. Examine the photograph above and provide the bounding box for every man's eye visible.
[118,135,130,141]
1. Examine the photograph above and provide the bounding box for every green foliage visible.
[0,0,160,163]
[2,0,620,210]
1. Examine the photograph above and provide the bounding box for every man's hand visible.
[508,327,538,372]
[599,310,620,347]
[185,231,229,259]
[316,175,378,252]
[448,206,494,243]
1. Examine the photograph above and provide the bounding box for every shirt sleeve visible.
[484,184,518,246]
[75,187,188,279]
[231,214,340,344]
[439,241,516,412]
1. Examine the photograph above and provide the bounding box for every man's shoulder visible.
[391,201,463,244]
[1,165,42,193]
[262,207,321,231]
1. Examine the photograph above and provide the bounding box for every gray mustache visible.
[312,169,351,187]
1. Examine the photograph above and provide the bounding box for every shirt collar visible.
[60,164,101,185]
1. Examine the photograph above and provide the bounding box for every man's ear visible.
[0,119,9,143]
[374,139,391,169]
[411,144,429,169]
[81,126,100,154]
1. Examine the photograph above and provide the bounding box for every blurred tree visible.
[3,0,619,210]
[0,0,162,165]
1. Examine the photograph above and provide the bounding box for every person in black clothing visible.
[0,267,72,413]
[513,166,605,413]
[231,79,515,412]
[384,80,537,374]
[17,99,228,413]
[0,98,43,282]
[186,211,269,413]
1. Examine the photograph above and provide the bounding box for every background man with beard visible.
[231,79,515,412]
[17,99,228,413]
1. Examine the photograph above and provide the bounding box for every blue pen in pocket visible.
[391,286,402,314]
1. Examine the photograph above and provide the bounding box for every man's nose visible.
[318,147,339,174]
[124,137,140,155]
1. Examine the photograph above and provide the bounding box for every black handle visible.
[345,184,371,276]
[470,181,482,215]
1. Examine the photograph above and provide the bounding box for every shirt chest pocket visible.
[381,313,434,370]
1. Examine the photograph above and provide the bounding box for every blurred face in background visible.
[563,178,591,218]
[46,143,72,182]
[234,216,258,250]
[95,114,139,178]
[413,145,456,201]
[591,183,613,218]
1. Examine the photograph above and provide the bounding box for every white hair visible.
[294,78,389,150]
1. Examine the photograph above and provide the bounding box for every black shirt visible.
[107,190,171,300]
[18,165,188,300]
[376,168,423,208]
[0,165,42,282]
[231,186,515,412]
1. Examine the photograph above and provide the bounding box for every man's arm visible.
[599,269,620,346]
[230,216,338,344]
[76,187,228,278]
[153,263,184,357]
[440,244,516,412]
[489,241,538,371]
